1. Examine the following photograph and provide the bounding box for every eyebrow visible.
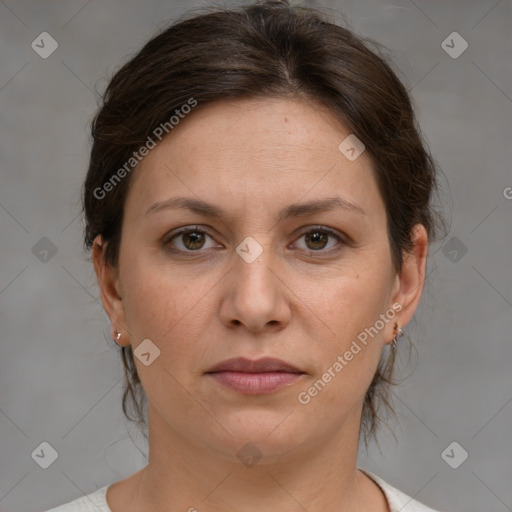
[144,196,367,220]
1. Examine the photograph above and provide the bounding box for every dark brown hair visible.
[82,0,447,448]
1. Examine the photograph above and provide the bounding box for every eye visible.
[164,225,346,257]
[164,226,219,254]
[292,226,345,255]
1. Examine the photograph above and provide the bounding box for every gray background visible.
[1,1,511,511]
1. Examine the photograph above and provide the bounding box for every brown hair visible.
[82,0,447,448]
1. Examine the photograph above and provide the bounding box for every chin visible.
[201,408,313,462]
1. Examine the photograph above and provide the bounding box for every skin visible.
[93,97,428,512]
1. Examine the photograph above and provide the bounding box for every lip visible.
[205,357,305,395]
[206,357,303,374]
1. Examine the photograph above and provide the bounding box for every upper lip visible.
[206,357,303,374]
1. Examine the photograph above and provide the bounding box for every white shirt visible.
[44,469,440,511]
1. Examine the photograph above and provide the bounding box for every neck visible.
[115,402,387,512]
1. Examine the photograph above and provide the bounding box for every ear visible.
[92,235,130,346]
[387,223,428,343]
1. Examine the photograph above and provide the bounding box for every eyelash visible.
[163,225,346,258]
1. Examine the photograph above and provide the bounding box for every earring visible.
[391,323,404,350]
[113,329,122,345]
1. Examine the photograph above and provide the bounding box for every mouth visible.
[205,357,305,395]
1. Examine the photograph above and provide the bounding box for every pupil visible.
[185,231,204,250]
[306,231,326,250]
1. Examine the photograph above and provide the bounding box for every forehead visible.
[149,97,363,166]
[125,97,384,221]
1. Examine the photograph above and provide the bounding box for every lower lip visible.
[207,371,304,394]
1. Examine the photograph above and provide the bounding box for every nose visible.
[218,238,291,333]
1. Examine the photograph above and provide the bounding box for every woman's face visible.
[95,97,426,462]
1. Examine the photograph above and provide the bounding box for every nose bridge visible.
[233,232,276,291]
[219,231,287,330]
[229,187,290,287]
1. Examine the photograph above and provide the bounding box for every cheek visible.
[119,250,216,367]
[119,259,213,415]
[303,262,391,394]
[315,264,389,338]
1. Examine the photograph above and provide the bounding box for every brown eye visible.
[164,225,345,258]
[293,227,345,255]
[165,226,218,253]
[304,231,329,250]
[181,230,206,250]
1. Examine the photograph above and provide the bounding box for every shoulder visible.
[43,485,111,512]
[360,469,441,512]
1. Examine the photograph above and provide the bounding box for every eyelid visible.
[293,224,344,239]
